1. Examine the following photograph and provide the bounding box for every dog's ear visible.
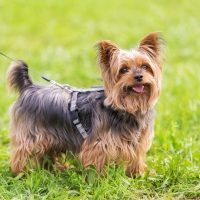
[138,32,164,66]
[96,40,119,97]
[96,40,119,70]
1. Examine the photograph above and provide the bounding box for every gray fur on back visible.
[11,83,155,154]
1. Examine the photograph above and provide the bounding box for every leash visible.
[0,51,103,91]
[0,52,16,61]
[0,51,71,91]
[1,51,104,139]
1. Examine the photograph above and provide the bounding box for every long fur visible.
[7,32,163,175]
[7,60,32,92]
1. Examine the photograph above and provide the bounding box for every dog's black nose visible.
[134,75,143,82]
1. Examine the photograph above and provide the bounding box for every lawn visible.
[0,0,200,199]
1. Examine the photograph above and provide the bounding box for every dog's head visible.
[97,32,164,113]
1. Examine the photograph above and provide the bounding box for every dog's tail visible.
[7,60,32,93]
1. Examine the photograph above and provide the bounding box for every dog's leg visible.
[10,145,30,174]
[10,133,42,173]
[79,139,107,171]
[126,126,154,176]
[126,152,147,177]
[41,152,68,171]
[10,130,60,173]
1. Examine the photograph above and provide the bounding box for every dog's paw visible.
[125,163,147,177]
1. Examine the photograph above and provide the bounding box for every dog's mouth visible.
[124,84,146,94]
[132,84,144,93]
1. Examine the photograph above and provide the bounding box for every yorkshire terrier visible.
[7,32,164,176]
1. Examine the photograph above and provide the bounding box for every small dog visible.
[7,32,164,176]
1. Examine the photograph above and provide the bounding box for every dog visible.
[7,32,164,176]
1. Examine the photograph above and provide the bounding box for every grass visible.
[0,0,200,199]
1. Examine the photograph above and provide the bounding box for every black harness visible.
[68,86,104,138]
[41,76,104,139]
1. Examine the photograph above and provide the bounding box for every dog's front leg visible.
[79,138,107,171]
[125,153,147,177]
[126,126,154,176]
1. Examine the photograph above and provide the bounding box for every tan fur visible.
[9,90,71,173]
[8,32,164,175]
[96,33,163,114]
[81,32,164,175]
[79,124,154,176]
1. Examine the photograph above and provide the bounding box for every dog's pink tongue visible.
[132,85,144,93]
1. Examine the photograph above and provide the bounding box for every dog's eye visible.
[120,67,129,74]
[141,64,149,70]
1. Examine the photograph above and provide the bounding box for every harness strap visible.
[64,85,104,93]
[70,91,88,139]
[70,91,78,112]
[41,79,104,139]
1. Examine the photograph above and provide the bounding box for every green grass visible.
[0,0,200,199]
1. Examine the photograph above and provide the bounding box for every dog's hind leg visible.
[10,136,33,174]
[10,130,57,173]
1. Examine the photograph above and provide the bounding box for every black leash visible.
[0,52,15,61]
[0,51,103,92]
[0,51,105,139]
[0,51,68,90]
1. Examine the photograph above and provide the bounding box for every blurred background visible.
[0,0,199,198]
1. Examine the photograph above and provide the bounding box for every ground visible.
[0,0,200,199]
